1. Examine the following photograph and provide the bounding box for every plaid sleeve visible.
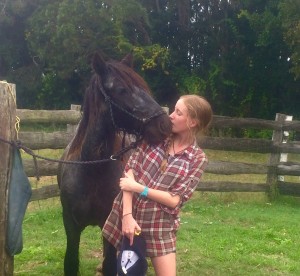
[161,153,208,215]
[125,144,146,177]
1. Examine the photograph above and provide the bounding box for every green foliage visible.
[7,64,43,108]
[112,0,150,47]
[279,0,300,79]
[37,72,75,109]
[241,128,273,139]
[133,44,170,71]
[26,0,118,78]
[172,68,207,95]
[206,0,300,118]
[1,0,300,119]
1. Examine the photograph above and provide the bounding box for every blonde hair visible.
[180,94,213,135]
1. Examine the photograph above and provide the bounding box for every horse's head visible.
[90,52,172,144]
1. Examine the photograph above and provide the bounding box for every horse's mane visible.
[67,59,151,159]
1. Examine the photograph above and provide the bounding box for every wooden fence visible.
[15,107,300,202]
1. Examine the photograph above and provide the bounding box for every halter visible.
[99,85,167,138]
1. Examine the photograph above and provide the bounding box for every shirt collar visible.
[174,140,199,160]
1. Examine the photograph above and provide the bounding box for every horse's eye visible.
[116,88,127,95]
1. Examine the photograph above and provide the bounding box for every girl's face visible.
[169,99,196,134]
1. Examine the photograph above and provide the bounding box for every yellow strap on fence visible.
[15,116,20,140]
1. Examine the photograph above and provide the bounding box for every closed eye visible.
[174,108,183,116]
[115,87,127,95]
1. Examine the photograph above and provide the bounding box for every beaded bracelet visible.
[140,186,149,197]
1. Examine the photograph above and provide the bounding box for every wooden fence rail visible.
[17,108,300,131]
[21,159,300,179]
[14,107,300,201]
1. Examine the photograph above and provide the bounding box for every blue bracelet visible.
[140,186,149,197]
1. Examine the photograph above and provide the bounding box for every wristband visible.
[140,186,149,197]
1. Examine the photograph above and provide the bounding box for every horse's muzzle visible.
[142,113,172,144]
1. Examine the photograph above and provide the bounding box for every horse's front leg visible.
[62,209,83,276]
[102,236,117,276]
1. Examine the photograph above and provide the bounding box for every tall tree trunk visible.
[177,0,190,28]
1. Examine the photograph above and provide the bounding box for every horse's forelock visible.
[82,75,108,129]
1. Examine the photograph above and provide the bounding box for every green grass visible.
[14,193,300,276]
[13,148,300,275]
[177,193,300,275]
[14,198,102,276]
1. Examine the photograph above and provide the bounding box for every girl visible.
[103,94,213,275]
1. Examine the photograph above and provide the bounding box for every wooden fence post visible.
[278,115,293,182]
[67,104,81,133]
[0,82,16,275]
[266,113,286,200]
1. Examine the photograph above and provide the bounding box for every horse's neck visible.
[80,116,117,161]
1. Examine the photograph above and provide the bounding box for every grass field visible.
[14,193,300,275]
[13,148,300,275]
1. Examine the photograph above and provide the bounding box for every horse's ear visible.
[121,53,134,68]
[92,52,107,76]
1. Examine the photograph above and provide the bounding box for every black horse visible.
[57,53,172,275]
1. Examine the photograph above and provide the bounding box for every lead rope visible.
[0,135,142,182]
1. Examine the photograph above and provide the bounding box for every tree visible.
[279,0,300,79]
[1,0,299,118]
[0,0,45,107]
[26,1,119,76]
[229,0,300,118]
[24,0,170,108]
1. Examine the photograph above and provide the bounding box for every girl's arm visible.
[121,170,141,245]
[122,170,134,216]
[120,172,181,209]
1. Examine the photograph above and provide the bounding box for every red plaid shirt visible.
[103,140,208,256]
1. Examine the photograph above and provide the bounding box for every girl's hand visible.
[122,214,141,245]
[120,172,139,192]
